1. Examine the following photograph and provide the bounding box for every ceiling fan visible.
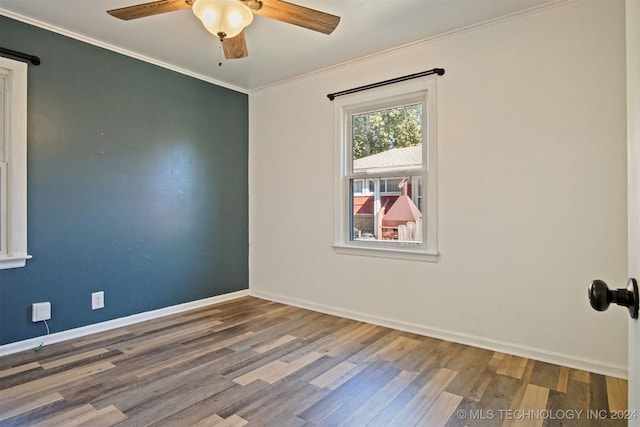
[107,0,340,60]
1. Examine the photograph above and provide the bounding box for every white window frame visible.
[333,78,438,262]
[353,178,376,196]
[379,177,404,195]
[0,57,31,269]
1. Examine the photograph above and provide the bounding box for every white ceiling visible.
[0,0,557,92]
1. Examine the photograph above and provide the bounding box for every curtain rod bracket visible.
[327,67,444,101]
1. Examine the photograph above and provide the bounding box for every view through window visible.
[349,103,424,244]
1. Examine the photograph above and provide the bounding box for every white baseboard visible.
[0,290,250,357]
[250,289,628,379]
[4,288,626,379]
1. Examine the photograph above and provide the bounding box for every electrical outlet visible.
[32,302,51,322]
[91,291,104,310]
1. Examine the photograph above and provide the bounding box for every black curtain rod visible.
[0,47,41,65]
[327,68,444,101]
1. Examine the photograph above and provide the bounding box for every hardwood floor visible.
[0,296,629,426]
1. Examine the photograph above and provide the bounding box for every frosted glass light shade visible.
[192,0,253,39]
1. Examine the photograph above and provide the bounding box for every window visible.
[334,78,438,261]
[0,57,30,269]
[352,179,375,196]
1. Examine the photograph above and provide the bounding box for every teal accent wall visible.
[0,17,248,345]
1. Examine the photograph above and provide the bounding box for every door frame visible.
[626,0,639,422]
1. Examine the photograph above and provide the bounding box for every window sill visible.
[332,244,439,262]
[0,254,33,269]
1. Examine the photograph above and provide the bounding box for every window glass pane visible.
[351,179,375,240]
[352,103,423,173]
[349,103,424,243]
[351,175,423,243]
[367,179,375,194]
[382,178,403,194]
[353,179,363,195]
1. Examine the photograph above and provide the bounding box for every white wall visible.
[249,0,629,376]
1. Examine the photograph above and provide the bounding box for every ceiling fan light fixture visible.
[192,0,253,39]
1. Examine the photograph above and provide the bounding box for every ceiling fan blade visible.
[223,31,249,59]
[107,0,191,20]
[250,0,340,35]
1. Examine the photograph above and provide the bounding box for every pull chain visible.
[218,38,223,67]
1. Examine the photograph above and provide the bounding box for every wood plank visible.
[0,361,41,379]
[241,381,329,425]
[190,414,224,427]
[309,361,357,389]
[298,360,394,424]
[505,358,536,417]
[556,366,570,393]
[569,368,591,384]
[21,403,126,427]
[589,373,610,413]
[234,352,325,385]
[529,360,568,393]
[606,376,628,411]
[315,363,403,426]
[545,379,590,427]
[445,346,494,400]
[416,391,463,427]
[497,354,529,379]
[0,361,115,404]
[40,348,111,370]
[467,372,523,422]
[468,372,493,402]
[375,335,421,363]
[252,334,297,353]
[82,404,128,426]
[509,384,549,427]
[333,369,419,426]
[385,368,458,426]
[131,339,243,378]
[213,414,248,426]
[28,403,96,427]
[0,392,63,421]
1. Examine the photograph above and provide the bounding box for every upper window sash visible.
[345,95,427,177]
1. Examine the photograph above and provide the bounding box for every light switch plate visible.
[92,291,104,310]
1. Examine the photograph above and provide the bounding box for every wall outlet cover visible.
[32,302,51,322]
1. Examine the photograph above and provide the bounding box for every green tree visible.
[352,104,422,159]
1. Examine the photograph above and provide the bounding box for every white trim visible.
[0,9,248,95]
[250,289,628,380]
[0,161,6,255]
[0,290,249,357]
[0,57,30,270]
[0,255,31,269]
[332,244,439,262]
[626,0,640,417]
[334,78,438,260]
